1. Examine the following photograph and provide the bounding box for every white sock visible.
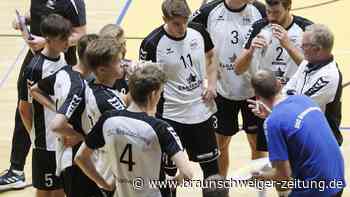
[11,169,24,176]
[277,190,291,197]
[257,189,267,197]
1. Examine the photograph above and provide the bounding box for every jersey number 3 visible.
[120,143,136,171]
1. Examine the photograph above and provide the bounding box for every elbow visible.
[49,119,62,134]
[234,66,244,75]
[74,154,83,166]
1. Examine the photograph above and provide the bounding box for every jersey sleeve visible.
[57,75,85,119]
[139,37,156,61]
[266,118,289,161]
[252,0,267,18]
[62,0,86,27]
[37,72,57,95]
[283,61,307,96]
[303,72,339,108]
[243,19,268,49]
[188,22,214,52]
[18,66,32,101]
[156,121,183,158]
[85,111,111,149]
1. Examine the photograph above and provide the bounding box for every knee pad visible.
[202,174,229,197]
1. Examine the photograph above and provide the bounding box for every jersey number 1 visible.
[120,143,136,171]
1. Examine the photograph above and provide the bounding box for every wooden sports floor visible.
[0,0,349,196]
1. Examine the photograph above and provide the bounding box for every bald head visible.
[251,70,281,100]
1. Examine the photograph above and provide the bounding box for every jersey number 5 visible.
[120,143,136,171]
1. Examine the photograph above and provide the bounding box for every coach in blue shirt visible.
[249,70,345,197]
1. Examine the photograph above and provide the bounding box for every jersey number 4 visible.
[120,143,136,171]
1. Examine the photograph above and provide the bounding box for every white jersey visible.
[85,110,183,197]
[140,23,217,124]
[37,65,87,174]
[244,16,313,83]
[19,53,67,151]
[84,83,126,182]
[283,58,343,144]
[191,0,266,100]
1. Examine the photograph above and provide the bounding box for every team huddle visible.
[0,0,346,197]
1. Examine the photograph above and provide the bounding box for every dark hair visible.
[251,70,280,99]
[77,34,99,60]
[128,64,167,107]
[265,0,291,9]
[162,0,191,19]
[40,14,72,40]
[84,37,123,70]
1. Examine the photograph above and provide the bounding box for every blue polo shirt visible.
[265,96,345,197]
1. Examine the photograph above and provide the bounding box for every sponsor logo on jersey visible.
[107,97,125,110]
[66,94,83,118]
[190,9,201,21]
[178,73,203,91]
[167,126,183,150]
[242,16,251,25]
[304,77,329,96]
[166,48,174,55]
[190,39,199,50]
[219,54,236,71]
[217,15,224,21]
[46,0,56,10]
[140,48,148,60]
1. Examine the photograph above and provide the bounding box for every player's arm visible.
[253,118,292,181]
[234,22,268,75]
[271,24,304,65]
[19,101,32,133]
[158,123,194,180]
[203,48,218,102]
[75,112,113,190]
[253,160,292,182]
[12,11,31,30]
[75,143,114,191]
[171,151,194,181]
[50,114,84,146]
[18,67,34,133]
[30,84,56,112]
[282,62,306,96]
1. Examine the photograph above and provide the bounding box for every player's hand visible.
[202,82,217,103]
[12,17,22,30]
[27,35,46,51]
[271,24,291,49]
[247,99,271,119]
[250,35,268,51]
[62,134,84,147]
[100,181,115,192]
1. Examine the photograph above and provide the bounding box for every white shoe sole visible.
[0,181,27,191]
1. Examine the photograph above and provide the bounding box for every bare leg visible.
[215,133,232,177]
[246,133,267,160]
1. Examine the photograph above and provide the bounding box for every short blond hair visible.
[85,37,123,70]
[99,24,126,58]
[162,0,191,19]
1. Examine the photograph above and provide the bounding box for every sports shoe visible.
[0,169,26,191]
